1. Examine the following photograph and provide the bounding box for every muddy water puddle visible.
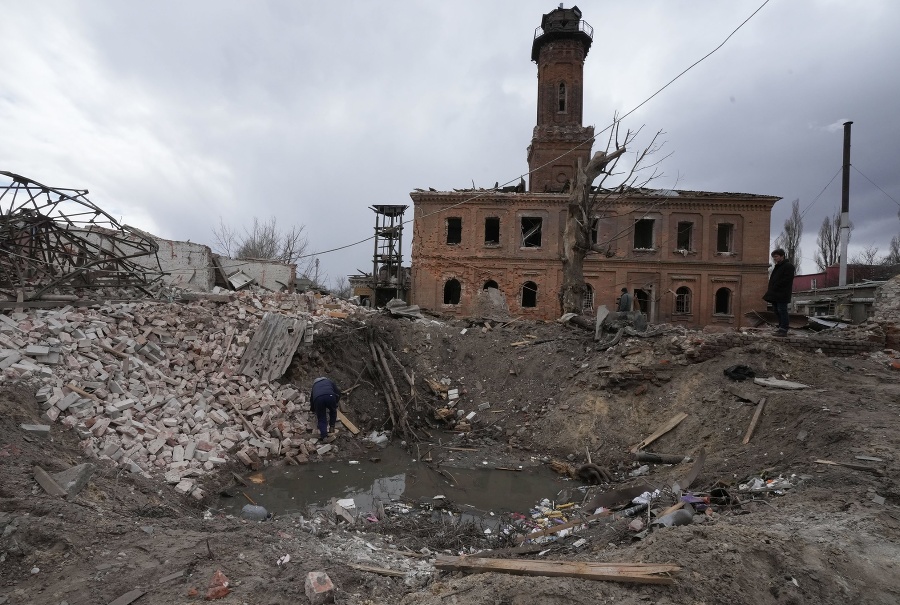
[218,445,574,519]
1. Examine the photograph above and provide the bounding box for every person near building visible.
[309,376,341,442]
[763,248,795,336]
[617,287,633,312]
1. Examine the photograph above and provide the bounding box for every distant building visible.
[408,5,779,328]
[792,263,900,323]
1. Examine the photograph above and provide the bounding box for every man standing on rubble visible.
[763,248,795,337]
[310,377,341,443]
[617,287,633,312]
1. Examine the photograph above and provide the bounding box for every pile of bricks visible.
[0,290,367,501]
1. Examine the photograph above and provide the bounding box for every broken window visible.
[674,286,692,314]
[676,222,693,251]
[714,287,732,315]
[521,281,538,308]
[633,219,654,249]
[582,283,594,312]
[717,223,734,253]
[521,217,542,248]
[483,280,499,290]
[446,217,462,245]
[443,279,461,305]
[484,217,500,245]
[558,82,567,112]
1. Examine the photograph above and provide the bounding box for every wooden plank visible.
[630,412,688,453]
[434,556,679,585]
[337,410,359,435]
[348,563,406,577]
[34,466,68,497]
[814,459,884,476]
[742,397,766,444]
[107,588,146,605]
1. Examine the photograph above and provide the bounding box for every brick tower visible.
[527,5,595,193]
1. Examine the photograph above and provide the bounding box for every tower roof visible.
[531,5,593,62]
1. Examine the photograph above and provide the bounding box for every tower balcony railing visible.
[533,20,593,40]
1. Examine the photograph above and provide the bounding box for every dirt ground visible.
[2,310,900,605]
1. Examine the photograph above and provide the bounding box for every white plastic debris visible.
[277,554,291,566]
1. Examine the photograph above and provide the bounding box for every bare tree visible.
[885,235,900,265]
[330,275,352,299]
[774,199,803,273]
[560,121,665,314]
[814,211,853,271]
[213,216,317,276]
[850,244,880,265]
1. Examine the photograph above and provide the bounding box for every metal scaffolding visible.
[370,205,408,306]
[0,171,164,301]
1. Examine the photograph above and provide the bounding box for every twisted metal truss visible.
[0,171,164,301]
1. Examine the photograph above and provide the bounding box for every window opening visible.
[634,219,654,249]
[443,279,461,305]
[521,281,538,308]
[676,222,693,251]
[634,289,651,314]
[590,218,599,245]
[582,283,594,312]
[714,287,732,315]
[674,286,692,314]
[810,278,817,289]
[483,280,499,290]
[484,217,500,245]
[558,82,567,112]
[446,217,462,245]
[521,217,543,247]
[717,223,734,252]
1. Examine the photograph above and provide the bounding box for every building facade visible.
[409,6,779,327]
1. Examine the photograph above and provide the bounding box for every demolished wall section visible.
[219,257,297,292]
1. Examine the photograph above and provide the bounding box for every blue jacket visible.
[310,377,340,409]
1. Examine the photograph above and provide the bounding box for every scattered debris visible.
[433,555,681,585]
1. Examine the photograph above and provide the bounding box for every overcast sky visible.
[2,0,899,282]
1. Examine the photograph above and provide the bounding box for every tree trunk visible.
[560,147,625,315]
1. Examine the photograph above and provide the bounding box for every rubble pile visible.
[0,290,370,500]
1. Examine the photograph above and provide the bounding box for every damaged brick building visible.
[409,5,779,328]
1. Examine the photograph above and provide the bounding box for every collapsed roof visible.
[0,171,164,301]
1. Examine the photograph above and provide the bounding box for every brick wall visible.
[690,332,884,362]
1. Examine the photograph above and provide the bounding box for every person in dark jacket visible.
[617,287,633,312]
[763,248,795,336]
[310,377,341,442]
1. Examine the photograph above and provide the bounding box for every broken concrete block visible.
[51,463,96,497]
[20,424,50,435]
[316,444,333,455]
[304,571,335,605]
[174,479,195,495]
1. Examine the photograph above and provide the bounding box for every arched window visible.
[521,281,538,308]
[558,82,567,112]
[674,286,692,314]
[483,280,499,290]
[582,283,594,312]
[715,287,732,315]
[443,279,461,305]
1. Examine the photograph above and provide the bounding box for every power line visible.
[798,166,842,220]
[297,0,774,262]
[852,165,900,209]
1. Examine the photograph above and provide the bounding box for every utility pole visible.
[839,121,852,286]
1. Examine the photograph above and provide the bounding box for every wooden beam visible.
[814,459,884,476]
[337,410,359,435]
[630,412,688,453]
[742,397,766,444]
[348,563,406,577]
[434,556,679,585]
